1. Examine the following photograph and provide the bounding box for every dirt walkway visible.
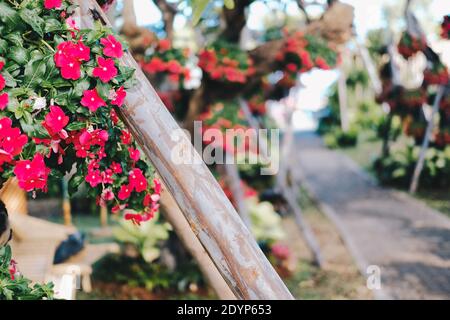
[292,132,450,299]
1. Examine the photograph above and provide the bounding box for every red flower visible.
[61,60,81,80]
[110,86,126,107]
[158,39,171,51]
[85,169,102,187]
[14,154,50,192]
[44,106,69,133]
[118,184,131,200]
[128,168,147,192]
[110,108,119,124]
[93,57,117,83]
[44,0,62,9]
[120,130,132,145]
[128,147,140,161]
[0,119,28,157]
[0,93,8,110]
[100,35,124,59]
[143,57,166,74]
[110,161,122,174]
[81,88,107,112]
[0,74,5,91]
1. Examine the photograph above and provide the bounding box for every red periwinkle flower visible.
[110,161,122,174]
[85,169,102,187]
[128,147,140,161]
[120,130,132,145]
[0,93,8,110]
[81,88,107,112]
[110,108,119,124]
[61,60,81,80]
[128,168,147,192]
[118,184,131,200]
[14,154,50,192]
[44,0,62,9]
[111,86,126,107]
[44,106,69,133]
[0,74,5,91]
[0,122,28,157]
[100,35,124,59]
[93,57,118,83]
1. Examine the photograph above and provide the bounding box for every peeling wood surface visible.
[160,189,236,300]
[76,0,293,300]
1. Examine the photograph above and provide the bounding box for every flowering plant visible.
[141,39,191,87]
[275,32,337,85]
[423,61,449,86]
[0,0,160,224]
[441,15,450,40]
[0,245,54,300]
[198,41,255,84]
[397,31,427,60]
[198,101,250,153]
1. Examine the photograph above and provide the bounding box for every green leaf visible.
[224,0,235,9]
[8,46,28,65]
[191,0,209,25]
[66,121,86,131]
[19,8,45,37]
[0,1,20,27]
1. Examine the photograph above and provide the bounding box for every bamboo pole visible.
[409,86,446,193]
[160,190,236,300]
[77,0,293,300]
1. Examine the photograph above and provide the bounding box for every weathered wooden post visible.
[239,99,324,267]
[159,189,236,299]
[409,86,446,193]
[77,0,293,300]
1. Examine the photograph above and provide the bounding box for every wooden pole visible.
[62,178,72,226]
[409,86,446,193]
[159,189,236,300]
[77,0,293,300]
[223,153,251,228]
[239,99,324,267]
[338,66,350,132]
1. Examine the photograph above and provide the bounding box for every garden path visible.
[292,132,450,299]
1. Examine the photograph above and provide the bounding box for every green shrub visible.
[373,144,450,189]
[324,128,358,149]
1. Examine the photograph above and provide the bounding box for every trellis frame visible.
[76,0,293,300]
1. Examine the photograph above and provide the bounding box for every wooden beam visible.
[76,0,293,300]
[409,86,446,193]
[159,189,236,300]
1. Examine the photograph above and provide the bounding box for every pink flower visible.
[128,168,147,192]
[111,86,126,107]
[85,169,102,187]
[118,184,131,200]
[100,35,124,59]
[44,0,62,9]
[81,88,107,112]
[93,57,117,83]
[128,147,140,161]
[44,106,69,133]
[14,154,50,192]
[0,93,8,110]
[101,188,115,201]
